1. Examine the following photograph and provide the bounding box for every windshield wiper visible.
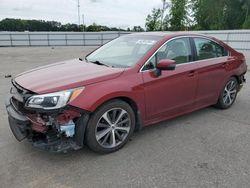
[85,57,114,67]
[89,60,109,67]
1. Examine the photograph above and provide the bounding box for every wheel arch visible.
[232,75,240,83]
[219,75,241,94]
[92,96,144,132]
[82,96,143,146]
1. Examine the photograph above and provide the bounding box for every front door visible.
[142,37,198,122]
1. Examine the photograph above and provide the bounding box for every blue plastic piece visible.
[60,120,75,137]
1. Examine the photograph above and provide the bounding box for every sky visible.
[0,0,164,29]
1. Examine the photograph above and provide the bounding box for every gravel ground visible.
[0,46,250,188]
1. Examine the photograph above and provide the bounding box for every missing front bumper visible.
[5,96,29,141]
[5,96,89,152]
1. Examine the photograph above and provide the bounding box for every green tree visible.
[243,15,250,28]
[191,0,223,30]
[0,18,25,31]
[61,23,79,31]
[162,15,170,31]
[86,23,101,32]
[145,8,161,31]
[132,26,144,32]
[169,0,188,31]
[0,18,126,32]
[191,0,247,30]
[144,0,250,31]
[242,0,250,27]
[223,0,246,29]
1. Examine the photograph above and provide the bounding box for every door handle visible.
[188,71,195,77]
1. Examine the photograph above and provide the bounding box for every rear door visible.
[142,37,199,121]
[191,37,229,106]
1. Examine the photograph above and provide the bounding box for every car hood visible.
[14,59,125,94]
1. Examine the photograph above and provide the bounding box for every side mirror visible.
[154,59,176,77]
[156,59,176,71]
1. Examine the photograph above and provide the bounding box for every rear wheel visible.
[86,100,135,153]
[215,77,239,109]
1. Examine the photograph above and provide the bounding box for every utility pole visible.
[77,0,81,30]
[82,14,85,31]
[160,0,169,31]
[160,0,166,31]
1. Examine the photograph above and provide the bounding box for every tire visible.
[215,77,239,109]
[86,100,135,153]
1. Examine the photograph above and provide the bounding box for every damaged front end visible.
[5,81,89,152]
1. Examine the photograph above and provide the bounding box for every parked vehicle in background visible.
[5,32,247,153]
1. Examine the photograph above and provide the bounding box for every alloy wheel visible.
[223,80,237,106]
[95,108,131,149]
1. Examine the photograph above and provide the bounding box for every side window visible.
[156,38,192,64]
[142,55,156,71]
[193,38,228,60]
[142,38,192,71]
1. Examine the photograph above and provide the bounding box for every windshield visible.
[86,35,162,68]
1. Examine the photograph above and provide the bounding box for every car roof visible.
[129,32,224,45]
[130,31,212,39]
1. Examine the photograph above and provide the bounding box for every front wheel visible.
[86,100,135,153]
[215,77,239,109]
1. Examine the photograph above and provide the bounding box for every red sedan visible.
[5,32,247,153]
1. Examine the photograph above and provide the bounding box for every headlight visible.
[25,87,84,110]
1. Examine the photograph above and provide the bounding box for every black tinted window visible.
[194,38,228,60]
